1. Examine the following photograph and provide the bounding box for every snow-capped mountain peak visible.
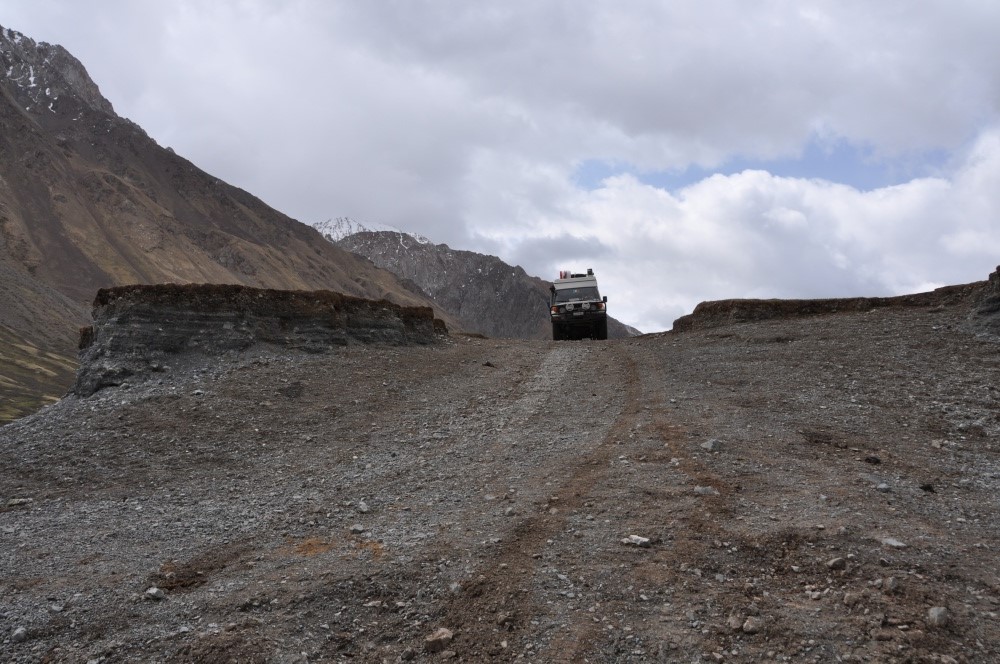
[1,23,115,117]
[311,217,431,244]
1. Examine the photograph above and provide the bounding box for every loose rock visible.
[927,606,950,628]
[743,616,766,634]
[621,534,652,547]
[843,591,864,607]
[700,438,722,452]
[827,557,847,570]
[424,627,454,653]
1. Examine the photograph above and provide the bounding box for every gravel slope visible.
[1,301,999,663]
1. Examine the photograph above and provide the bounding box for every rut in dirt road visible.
[437,342,642,661]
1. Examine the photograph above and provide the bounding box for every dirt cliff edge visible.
[74,283,446,396]
[672,268,999,335]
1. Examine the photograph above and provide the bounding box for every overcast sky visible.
[5,1,999,331]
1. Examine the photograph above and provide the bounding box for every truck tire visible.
[552,325,564,341]
[596,319,608,340]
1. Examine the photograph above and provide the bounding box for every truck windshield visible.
[554,287,600,303]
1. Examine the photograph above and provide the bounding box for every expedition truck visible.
[549,269,608,340]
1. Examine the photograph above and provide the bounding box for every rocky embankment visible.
[972,265,1000,336]
[672,267,1000,335]
[75,284,445,396]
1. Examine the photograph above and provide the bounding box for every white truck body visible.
[549,269,608,340]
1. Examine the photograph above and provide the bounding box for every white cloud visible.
[490,127,1000,331]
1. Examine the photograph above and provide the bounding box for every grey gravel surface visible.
[2,302,999,663]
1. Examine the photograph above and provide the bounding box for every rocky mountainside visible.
[336,229,640,340]
[0,25,455,422]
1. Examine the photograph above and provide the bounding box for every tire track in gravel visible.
[437,341,641,660]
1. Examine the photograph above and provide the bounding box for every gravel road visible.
[2,300,999,663]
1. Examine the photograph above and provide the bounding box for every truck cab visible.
[550,269,608,340]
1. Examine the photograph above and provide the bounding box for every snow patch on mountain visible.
[0,22,115,116]
[311,217,431,245]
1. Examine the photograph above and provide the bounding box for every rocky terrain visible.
[0,25,455,422]
[335,228,639,340]
[1,270,998,662]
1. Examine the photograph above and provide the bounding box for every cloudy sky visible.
[6,1,1000,331]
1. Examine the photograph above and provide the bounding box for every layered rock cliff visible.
[75,284,445,396]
